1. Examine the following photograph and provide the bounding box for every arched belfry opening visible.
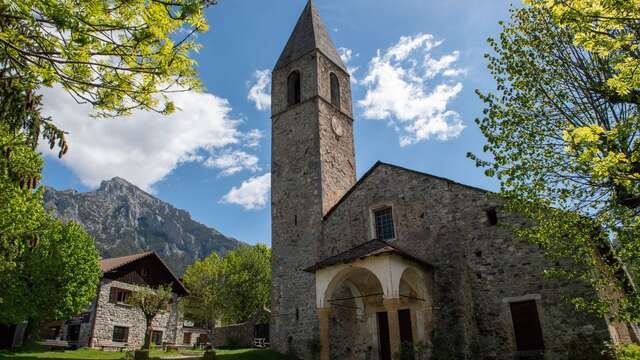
[307,240,433,360]
[287,71,301,106]
[330,73,340,108]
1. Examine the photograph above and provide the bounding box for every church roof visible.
[304,239,433,273]
[274,0,347,71]
[323,161,490,221]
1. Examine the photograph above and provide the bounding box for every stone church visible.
[270,2,638,359]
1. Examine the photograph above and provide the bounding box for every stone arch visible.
[399,265,429,302]
[322,266,384,309]
[398,265,433,347]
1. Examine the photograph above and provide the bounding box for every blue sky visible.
[41,0,514,246]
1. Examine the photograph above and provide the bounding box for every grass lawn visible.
[0,348,291,360]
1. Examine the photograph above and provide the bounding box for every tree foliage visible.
[183,245,271,332]
[0,0,215,151]
[129,284,174,350]
[471,4,640,322]
[0,122,101,336]
[0,218,101,337]
[528,0,640,102]
[0,124,46,275]
[219,244,271,325]
[182,252,224,343]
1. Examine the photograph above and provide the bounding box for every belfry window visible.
[330,73,340,108]
[287,71,301,106]
[374,207,395,240]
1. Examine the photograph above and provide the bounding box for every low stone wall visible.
[212,323,254,348]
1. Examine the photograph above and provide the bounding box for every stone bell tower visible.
[270,0,356,357]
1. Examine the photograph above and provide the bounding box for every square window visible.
[374,207,395,240]
[112,326,129,343]
[110,288,131,304]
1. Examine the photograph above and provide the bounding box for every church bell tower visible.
[270,0,356,357]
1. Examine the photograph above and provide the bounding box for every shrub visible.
[618,344,640,360]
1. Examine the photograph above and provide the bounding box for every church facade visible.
[270,2,638,359]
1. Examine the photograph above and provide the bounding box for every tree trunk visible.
[22,317,39,346]
[206,324,216,350]
[143,316,152,351]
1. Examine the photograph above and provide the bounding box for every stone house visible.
[44,251,191,349]
[269,2,639,360]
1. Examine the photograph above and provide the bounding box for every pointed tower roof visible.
[275,0,347,71]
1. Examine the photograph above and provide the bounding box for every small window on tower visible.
[374,207,395,240]
[486,208,498,226]
[330,73,340,108]
[287,71,301,106]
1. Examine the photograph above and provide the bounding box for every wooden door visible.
[398,309,413,346]
[377,312,391,360]
[509,300,544,351]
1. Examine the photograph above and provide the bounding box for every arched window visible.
[330,73,340,108]
[287,71,301,106]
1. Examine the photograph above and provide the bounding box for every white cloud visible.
[247,69,271,111]
[358,33,466,146]
[220,173,271,210]
[338,47,353,64]
[39,86,260,192]
[425,51,467,79]
[204,150,260,176]
[338,47,360,81]
[243,129,263,148]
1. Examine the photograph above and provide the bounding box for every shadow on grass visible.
[0,348,296,360]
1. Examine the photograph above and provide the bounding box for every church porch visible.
[305,240,434,360]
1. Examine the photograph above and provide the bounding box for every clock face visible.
[331,116,344,137]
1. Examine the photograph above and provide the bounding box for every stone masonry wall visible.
[91,279,180,349]
[211,322,255,348]
[271,49,324,359]
[320,164,612,359]
[271,49,357,359]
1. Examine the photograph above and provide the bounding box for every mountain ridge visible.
[43,177,243,274]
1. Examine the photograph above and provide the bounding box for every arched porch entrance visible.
[305,240,433,360]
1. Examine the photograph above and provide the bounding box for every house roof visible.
[100,251,188,295]
[100,251,155,272]
[304,239,434,273]
[322,161,491,221]
[274,0,347,71]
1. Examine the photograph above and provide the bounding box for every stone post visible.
[318,307,331,360]
[384,298,402,357]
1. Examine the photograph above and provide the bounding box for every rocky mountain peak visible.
[43,178,242,274]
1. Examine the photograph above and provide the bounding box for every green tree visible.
[470,5,639,322]
[0,0,216,151]
[528,0,640,103]
[0,218,102,341]
[183,245,271,335]
[182,252,224,345]
[0,123,47,276]
[219,244,271,324]
[129,285,174,351]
